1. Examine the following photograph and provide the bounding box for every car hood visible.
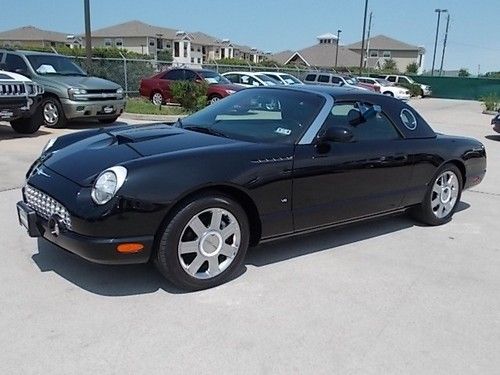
[43,124,238,186]
[39,75,121,90]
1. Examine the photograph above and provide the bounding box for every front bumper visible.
[422,87,432,96]
[0,95,42,121]
[396,93,411,101]
[17,201,153,264]
[60,98,125,120]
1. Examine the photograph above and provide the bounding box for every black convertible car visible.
[17,86,486,290]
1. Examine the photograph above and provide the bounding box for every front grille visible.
[24,185,72,230]
[0,82,26,97]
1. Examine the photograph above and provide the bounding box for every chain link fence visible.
[67,55,338,97]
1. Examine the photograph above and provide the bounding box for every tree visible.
[458,68,470,77]
[406,62,419,74]
[157,50,172,62]
[382,58,398,73]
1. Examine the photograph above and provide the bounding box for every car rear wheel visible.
[208,94,222,105]
[155,193,249,290]
[42,97,67,128]
[151,92,164,106]
[383,91,394,97]
[10,109,42,134]
[410,164,463,225]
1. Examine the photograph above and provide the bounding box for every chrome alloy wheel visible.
[178,208,241,279]
[43,102,59,125]
[209,96,220,104]
[152,92,163,106]
[431,171,459,218]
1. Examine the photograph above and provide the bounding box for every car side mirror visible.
[321,126,353,143]
[338,81,345,87]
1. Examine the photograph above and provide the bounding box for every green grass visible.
[125,98,188,116]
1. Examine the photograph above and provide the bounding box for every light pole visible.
[359,0,369,74]
[84,0,92,65]
[439,12,450,76]
[335,29,342,68]
[431,9,447,76]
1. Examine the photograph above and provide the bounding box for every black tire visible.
[410,163,463,226]
[151,91,164,106]
[208,94,222,105]
[420,88,425,98]
[10,111,42,134]
[42,97,67,128]
[155,193,250,291]
[383,91,394,97]
[98,116,120,124]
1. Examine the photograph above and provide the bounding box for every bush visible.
[480,93,500,111]
[398,82,422,97]
[170,81,208,112]
[406,62,419,74]
[458,68,470,77]
[382,59,398,73]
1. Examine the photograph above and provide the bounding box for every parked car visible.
[492,113,500,133]
[357,76,411,100]
[382,75,432,97]
[221,71,282,87]
[303,72,372,91]
[260,72,303,85]
[0,50,125,128]
[17,86,486,290]
[140,68,242,105]
[0,69,44,134]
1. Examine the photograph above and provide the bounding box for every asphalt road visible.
[1,100,499,374]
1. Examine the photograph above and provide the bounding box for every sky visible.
[1,0,499,73]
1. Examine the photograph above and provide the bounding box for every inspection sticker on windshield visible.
[275,127,292,135]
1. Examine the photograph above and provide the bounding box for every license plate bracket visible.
[16,202,41,237]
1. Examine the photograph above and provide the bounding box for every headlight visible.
[68,87,88,100]
[42,137,57,154]
[225,89,236,95]
[91,166,127,205]
[116,87,124,99]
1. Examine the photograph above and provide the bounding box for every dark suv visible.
[0,69,44,134]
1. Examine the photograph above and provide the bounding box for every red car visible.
[140,68,243,105]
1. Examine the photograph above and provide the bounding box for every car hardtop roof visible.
[222,71,270,75]
[246,84,380,99]
[0,49,59,56]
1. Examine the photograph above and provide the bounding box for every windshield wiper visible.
[183,126,229,139]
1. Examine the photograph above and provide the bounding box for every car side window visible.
[184,70,198,81]
[318,74,330,83]
[223,74,239,83]
[399,77,410,84]
[386,76,396,82]
[330,76,342,84]
[164,69,184,80]
[241,75,260,86]
[5,54,28,74]
[305,74,316,82]
[324,102,401,141]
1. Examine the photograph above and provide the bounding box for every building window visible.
[191,57,194,63]
[383,51,391,58]
[149,39,155,47]
[115,38,123,47]
[198,58,201,64]
[165,44,171,49]
[202,46,206,55]
[369,50,378,57]
[104,38,112,47]
[174,42,180,57]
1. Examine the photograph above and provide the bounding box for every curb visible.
[482,110,498,115]
[120,112,188,123]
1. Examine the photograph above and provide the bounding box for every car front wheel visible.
[410,164,463,225]
[42,97,67,128]
[155,193,249,290]
[151,92,164,106]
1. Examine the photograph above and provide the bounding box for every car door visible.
[5,53,30,76]
[160,69,184,100]
[292,100,413,231]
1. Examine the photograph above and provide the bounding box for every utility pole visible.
[439,13,450,76]
[365,11,373,68]
[431,9,447,76]
[335,29,342,68]
[84,0,92,65]
[359,0,369,74]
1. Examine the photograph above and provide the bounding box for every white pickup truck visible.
[0,70,44,134]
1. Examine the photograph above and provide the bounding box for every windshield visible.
[280,74,302,84]
[255,74,280,85]
[177,88,325,144]
[199,70,231,85]
[26,54,87,76]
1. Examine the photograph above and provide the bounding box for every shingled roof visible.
[0,26,70,43]
[91,20,178,39]
[346,35,420,50]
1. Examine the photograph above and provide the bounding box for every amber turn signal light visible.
[117,243,144,253]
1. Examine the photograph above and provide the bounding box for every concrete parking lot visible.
[1,100,499,374]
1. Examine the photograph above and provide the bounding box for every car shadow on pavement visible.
[0,125,50,140]
[30,203,470,297]
[485,135,500,142]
